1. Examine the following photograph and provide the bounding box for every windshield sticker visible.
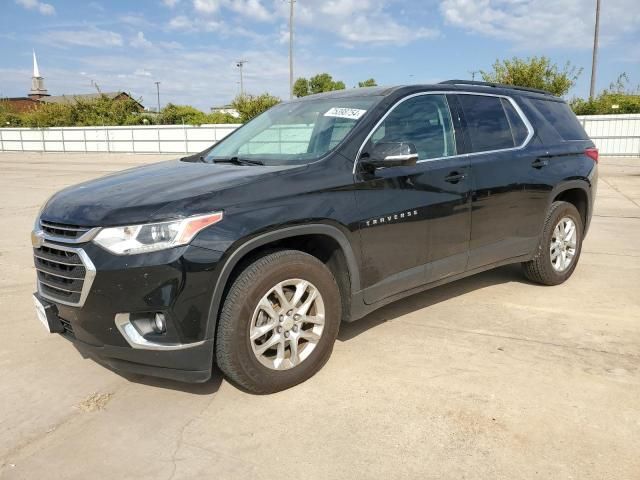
[324,107,367,120]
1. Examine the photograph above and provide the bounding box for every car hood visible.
[40,159,297,226]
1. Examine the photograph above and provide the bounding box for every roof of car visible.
[292,82,560,102]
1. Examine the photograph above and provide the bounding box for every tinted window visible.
[368,94,456,160]
[530,99,588,141]
[501,98,529,145]
[458,95,515,152]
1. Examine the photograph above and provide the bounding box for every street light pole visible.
[236,60,247,96]
[589,0,601,100]
[155,81,161,112]
[289,0,295,99]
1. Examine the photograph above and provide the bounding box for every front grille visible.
[40,220,93,241]
[33,243,95,307]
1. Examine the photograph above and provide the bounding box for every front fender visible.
[202,223,361,340]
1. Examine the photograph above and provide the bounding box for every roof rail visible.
[439,79,554,96]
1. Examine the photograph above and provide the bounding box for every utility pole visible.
[589,0,601,100]
[155,81,161,112]
[289,0,295,99]
[236,60,247,96]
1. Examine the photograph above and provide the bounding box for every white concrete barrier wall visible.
[577,114,640,157]
[0,124,242,154]
[1,115,639,156]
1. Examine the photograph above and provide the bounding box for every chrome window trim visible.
[353,90,535,174]
[114,313,207,351]
[35,241,96,308]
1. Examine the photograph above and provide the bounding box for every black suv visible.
[32,81,598,393]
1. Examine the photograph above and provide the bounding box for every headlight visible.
[93,212,223,255]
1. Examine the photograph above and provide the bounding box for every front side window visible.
[366,94,456,161]
[458,94,520,152]
[205,97,381,166]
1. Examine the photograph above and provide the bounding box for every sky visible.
[0,0,639,111]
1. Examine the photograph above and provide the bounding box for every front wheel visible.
[215,250,342,394]
[522,201,583,286]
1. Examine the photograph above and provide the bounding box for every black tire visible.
[215,249,342,394]
[522,201,583,286]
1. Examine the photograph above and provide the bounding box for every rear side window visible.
[458,95,517,152]
[529,99,588,141]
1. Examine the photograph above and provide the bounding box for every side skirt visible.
[347,253,532,323]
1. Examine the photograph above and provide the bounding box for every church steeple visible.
[29,50,49,98]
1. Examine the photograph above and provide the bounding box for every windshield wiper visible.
[213,156,265,166]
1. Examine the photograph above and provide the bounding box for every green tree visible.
[231,93,281,122]
[358,78,378,88]
[571,73,640,115]
[481,56,582,97]
[293,78,310,98]
[18,94,145,127]
[293,73,346,97]
[158,103,207,125]
[0,101,24,127]
[204,111,242,124]
[309,73,345,94]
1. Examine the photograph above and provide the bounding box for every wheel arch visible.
[548,180,592,232]
[205,224,360,339]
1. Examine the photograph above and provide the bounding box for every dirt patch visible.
[76,392,113,412]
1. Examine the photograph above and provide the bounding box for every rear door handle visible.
[444,172,466,184]
[532,158,550,169]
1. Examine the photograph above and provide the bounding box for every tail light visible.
[585,147,599,163]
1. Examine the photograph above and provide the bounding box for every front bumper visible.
[70,333,215,383]
[33,240,226,383]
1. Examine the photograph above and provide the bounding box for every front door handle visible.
[444,171,466,184]
[532,158,550,169]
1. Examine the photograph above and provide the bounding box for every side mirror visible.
[360,142,418,171]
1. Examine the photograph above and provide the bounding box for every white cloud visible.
[168,15,194,30]
[15,0,55,15]
[168,15,222,32]
[134,68,152,77]
[226,0,272,21]
[162,0,180,7]
[88,2,104,11]
[43,28,124,48]
[130,31,153,49]
[440,0,640,49]
[193,0,221,14]
[337,15,439,45]
[193,0,271,21]
[273,0,439,46]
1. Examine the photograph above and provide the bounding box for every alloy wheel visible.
[249,278,325,370]
[550,216,577,272]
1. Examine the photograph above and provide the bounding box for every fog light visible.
[153,313,167,334]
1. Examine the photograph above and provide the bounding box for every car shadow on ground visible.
[70,343,225,394]
[116,369,224,395]
[338,264,528,342]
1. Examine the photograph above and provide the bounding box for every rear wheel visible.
[522,201,583,285]
[215,250,341,394]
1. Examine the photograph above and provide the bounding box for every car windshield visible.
[204,96,381,166]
